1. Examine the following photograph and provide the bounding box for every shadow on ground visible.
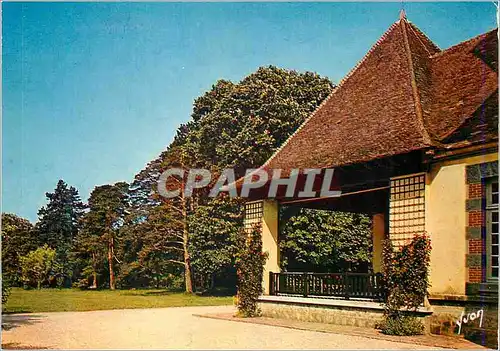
[122,289,234,297]
[2,314,45,331]
[2,342,49,349]
[120,290,178,296]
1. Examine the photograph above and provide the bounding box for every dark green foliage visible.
[35,180,85,286]
[280,208,372,272]
[74,182,129,290]
[117,204,185,289]
[118,152,182,289]
[380,234,431,335]
[183,66,333,174]
[2,276,11,304]
[1,213,37,285]
[189,197,244,291]
[36,180,85,250]
[235,226,267,317]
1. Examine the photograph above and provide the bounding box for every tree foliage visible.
[184,66,333,174]
[1,213,36,285]
[36,180,85,252]
[189,197,243,291]
[280,208,372,273]
[2,276,11,304]
[35,180,85,286]
[20,245,57,289]
[75,182,128,290]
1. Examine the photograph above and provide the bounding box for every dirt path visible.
[2,306,440,349]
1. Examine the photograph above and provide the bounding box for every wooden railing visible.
[269,272,384,300]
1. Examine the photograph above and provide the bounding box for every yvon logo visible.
[456,309,484,334]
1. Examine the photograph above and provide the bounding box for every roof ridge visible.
[406,21,441,53]
[400,18,435,146]
[261,19,403,169]
[430,28,497,59]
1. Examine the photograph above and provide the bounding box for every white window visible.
[486,178,499,280]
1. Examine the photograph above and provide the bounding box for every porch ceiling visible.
[280,185,389,214]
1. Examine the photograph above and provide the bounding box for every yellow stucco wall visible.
[262,200,280,294]
[426,152,498,296]
[372,213,385,273]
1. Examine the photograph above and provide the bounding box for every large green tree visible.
[183,66,334,288]
[184,66,333,175]
[35,180,85,284]
[76,182,128,290]
[1,213,37,285]
[119,66,335,292]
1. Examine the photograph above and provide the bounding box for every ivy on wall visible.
[380,234,432,335]
[235,226,268,317]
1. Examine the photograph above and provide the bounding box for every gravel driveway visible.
[2,306,437,349]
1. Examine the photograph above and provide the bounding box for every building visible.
[239,12,498,346]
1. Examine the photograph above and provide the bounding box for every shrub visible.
[72,278,90,290]
[165,274,185,291]
[2,277,11,305]
[380,315,425,336]
[20,245,57,289]
[380,234,431,335]
[235,225,267,317]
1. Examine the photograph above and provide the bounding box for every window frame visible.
[485,177,499,281]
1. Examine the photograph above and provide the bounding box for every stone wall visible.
[258,296,497,348]
[259,301,385,328]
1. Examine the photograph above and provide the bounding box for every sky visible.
[2,2,497,222]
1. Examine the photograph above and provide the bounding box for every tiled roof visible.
[425,29,498,140]
[260,16,498,173]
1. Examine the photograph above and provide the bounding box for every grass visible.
[3,288,233,313]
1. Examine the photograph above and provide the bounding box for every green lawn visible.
[3,288,233,313]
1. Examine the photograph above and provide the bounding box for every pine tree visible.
[35,180,85,285]
[80,182,128,290]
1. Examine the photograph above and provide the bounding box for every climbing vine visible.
[380,233,431,335]
[235,225,268,317]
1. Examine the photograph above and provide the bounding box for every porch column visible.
[372,213,385,273]
[262,200,280,294]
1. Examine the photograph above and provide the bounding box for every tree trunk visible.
[182,215,193,294]
[181,184,193,294]
[184,252,193,294]
[108,236,116,290]
[92,271,98,289]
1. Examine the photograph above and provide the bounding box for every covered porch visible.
[242,151,427,302]
[240,152,431,328]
